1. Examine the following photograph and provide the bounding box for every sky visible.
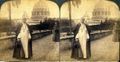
[0,0,120,23]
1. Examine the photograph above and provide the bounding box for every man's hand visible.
[17,38,20,41]
[75,38,79,42]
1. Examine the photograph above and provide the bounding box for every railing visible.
[0,35,16,40]
[0,21,114,40]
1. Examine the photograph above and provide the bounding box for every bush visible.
[0,19,12,32]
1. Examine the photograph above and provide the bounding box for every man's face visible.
[22,18,27,23]
[82,19,85,23]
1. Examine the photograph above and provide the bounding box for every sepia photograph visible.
[0,0,120,61]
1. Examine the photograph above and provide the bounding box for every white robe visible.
[76,23,89,58]
[17,23,31,58]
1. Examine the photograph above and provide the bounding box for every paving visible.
[0,32,119,61]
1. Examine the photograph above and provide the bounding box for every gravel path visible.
[0,34,59,61]
[0,33,119,61]
[60,34,119,61]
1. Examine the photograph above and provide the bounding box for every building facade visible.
[92,7,110,22]
[92,0,119,22]
[31,1,50,22]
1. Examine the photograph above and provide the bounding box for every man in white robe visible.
[17,18,31,58]
[75,19,89,58]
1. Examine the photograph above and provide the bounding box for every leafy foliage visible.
[0,19,12,32]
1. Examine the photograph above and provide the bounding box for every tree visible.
[48,0,81,19]
[49,0,81,33]
[68,0,81,33]
[0,0,21,34]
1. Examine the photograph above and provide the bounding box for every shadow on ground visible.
[60,31,112,54]
[90,31,112,41]
[32,31,52,40]
[0,31,52,51]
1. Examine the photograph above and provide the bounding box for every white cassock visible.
[17,23,31,58]
[76,23,89,58]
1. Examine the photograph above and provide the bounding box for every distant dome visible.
[31,0,50,21]
[95,0,119,10]
[92,0,119,21]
